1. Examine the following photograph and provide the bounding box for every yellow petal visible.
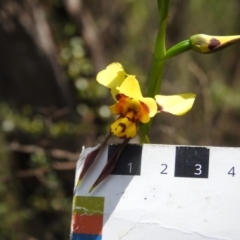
[138,110,150,123]
[124,121,137,138]
[155,93,196,116]
[111,117,137,139]
[137,102,152,123]
[96,62,126,89]
[118,76,143,99]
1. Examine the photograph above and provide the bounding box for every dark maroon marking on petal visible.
[116,93,127,101]
[208,38,221,50]
[140,101,150,113]
[115,94,121,100]
[157,104,163,112]
[119,123,126,132]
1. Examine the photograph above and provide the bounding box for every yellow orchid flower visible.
[97,64,158,139]
[97,63,196,138]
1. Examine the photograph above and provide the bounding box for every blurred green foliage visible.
[1,0,240,239]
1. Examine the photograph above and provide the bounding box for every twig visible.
[7,141,80,161]
[0,161,76,183]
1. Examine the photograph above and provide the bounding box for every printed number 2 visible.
[194,164,202,175]
[161,164,168,174]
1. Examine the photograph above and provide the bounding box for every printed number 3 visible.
[194,164,202,175]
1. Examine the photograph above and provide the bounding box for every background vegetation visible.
[1,0,240,239]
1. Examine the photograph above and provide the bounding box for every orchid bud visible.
[189,34,240,54]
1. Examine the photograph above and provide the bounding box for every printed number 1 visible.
[128,163,132,173]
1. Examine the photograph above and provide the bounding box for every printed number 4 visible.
[194,164,202,175]
[228,167,235,177]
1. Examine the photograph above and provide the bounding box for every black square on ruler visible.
[175,147,209,178]
[108,144,142,176]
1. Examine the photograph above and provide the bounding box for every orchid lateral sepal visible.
[77,131,112,187]
[89,138,130,193]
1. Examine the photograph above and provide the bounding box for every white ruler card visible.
[72,144,240,240]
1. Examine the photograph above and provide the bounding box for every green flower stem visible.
[158,0,170,27]
[147,58,165,97]
[139,128,150,144]
[165,40,191,59]
[139,0,170,143]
